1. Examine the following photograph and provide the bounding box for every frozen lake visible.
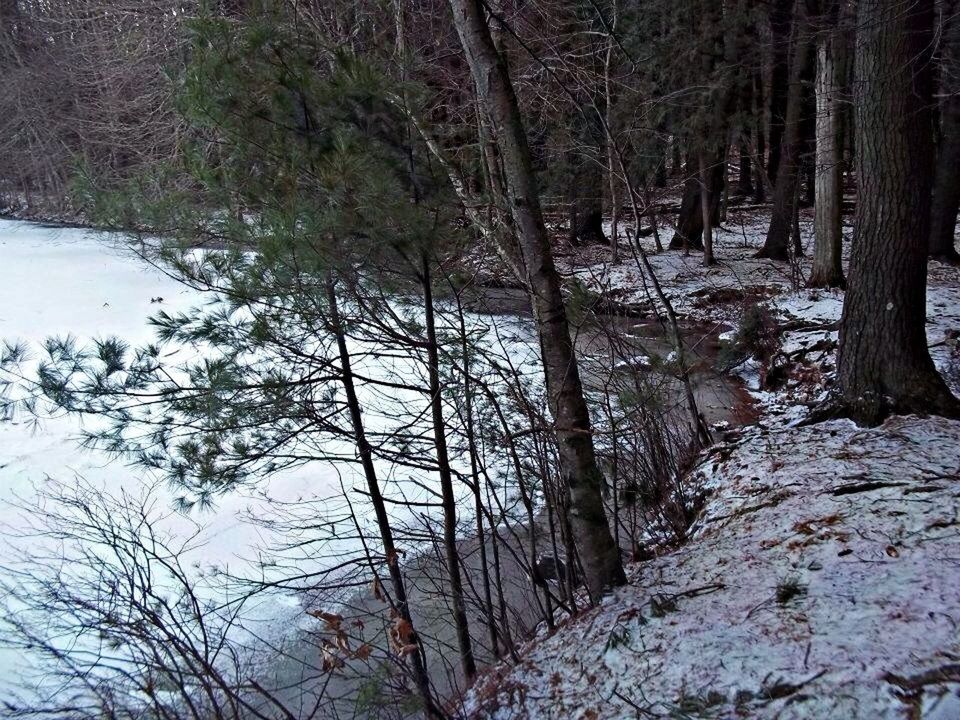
[0,218,748,713]
[0,220,345,696]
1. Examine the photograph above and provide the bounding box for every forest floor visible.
[461,209,960,719]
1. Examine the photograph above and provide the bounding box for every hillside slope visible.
[463,414,960,719]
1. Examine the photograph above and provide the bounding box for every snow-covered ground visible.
[4,212,960,717]
[464,415,960,719]
[461,211,960,719]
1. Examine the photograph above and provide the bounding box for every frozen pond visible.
[0,220,341,697]
[0,219,752,712]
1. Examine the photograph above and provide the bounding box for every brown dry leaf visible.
[354,643,373,661]
[372,577,385,602]
[335,631,351,651]
[392,617,415,646]
[306,609,344,631]
[398,643,419,657]
[321,647,344,673]
[886,545,900,558]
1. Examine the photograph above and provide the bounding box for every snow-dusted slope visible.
[464,415,960,719]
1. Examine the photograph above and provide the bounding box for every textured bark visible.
[753,69,767,203]
[809,0,846,288]
[930,0,960,263]
[836,0,960,425]
[567,114,609,246]
[738,140,753,194]
[671,137,683,175]
[448,0,625,598]
[700,152,715,265]
[654,142,668,188]
[567,173,608,246]
[757,0,813,260]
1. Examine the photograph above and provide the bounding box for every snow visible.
[461,210,960,719]
[3,210,960,717]
[0,219,548,705]
[0,220,333,693]
[464,414,960,719]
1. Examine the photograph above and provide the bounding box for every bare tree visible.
[446,0,626,598]
[808,0,847,288]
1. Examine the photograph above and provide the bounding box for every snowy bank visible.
[463,414,960,719]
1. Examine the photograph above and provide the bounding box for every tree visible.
[929,0,960,264]
[834,0,960,424]
[669,158,722,251]
[808,0,847,288]
[757,0,813,261]
[0,479,307,720]
[767,0,794,181]
[567,110,610,247]
[446,0,626,599]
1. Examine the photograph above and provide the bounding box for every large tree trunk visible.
[699,152,715,265]
[567,145,608,247]
[757,0,813,260]
[669,155,723,250]
[836,0,960,425]
[767,0,794,181]
[447,0,625,598]
[809,0,846,288]
[738,139,753,195]
[566,113,608,246]
[929,0,960,263]
[753,69,767,203]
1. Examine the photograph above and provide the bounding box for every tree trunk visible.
[654,137,668,187]
[447,0,625,598]
[757,0,813,260]
[326,275,441,718]
[454,291,500,660]
[930,0,960,263]
[670,154,723,250]
[836,0,960,425]
[809,0,846,288]
[768,0,794,181]
[421,256,477,681]
[700,152,715,265]
[568,112,609,246]
[753,69,767,203]
[738,140,753,195]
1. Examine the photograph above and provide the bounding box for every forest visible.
[0,0,959,718]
